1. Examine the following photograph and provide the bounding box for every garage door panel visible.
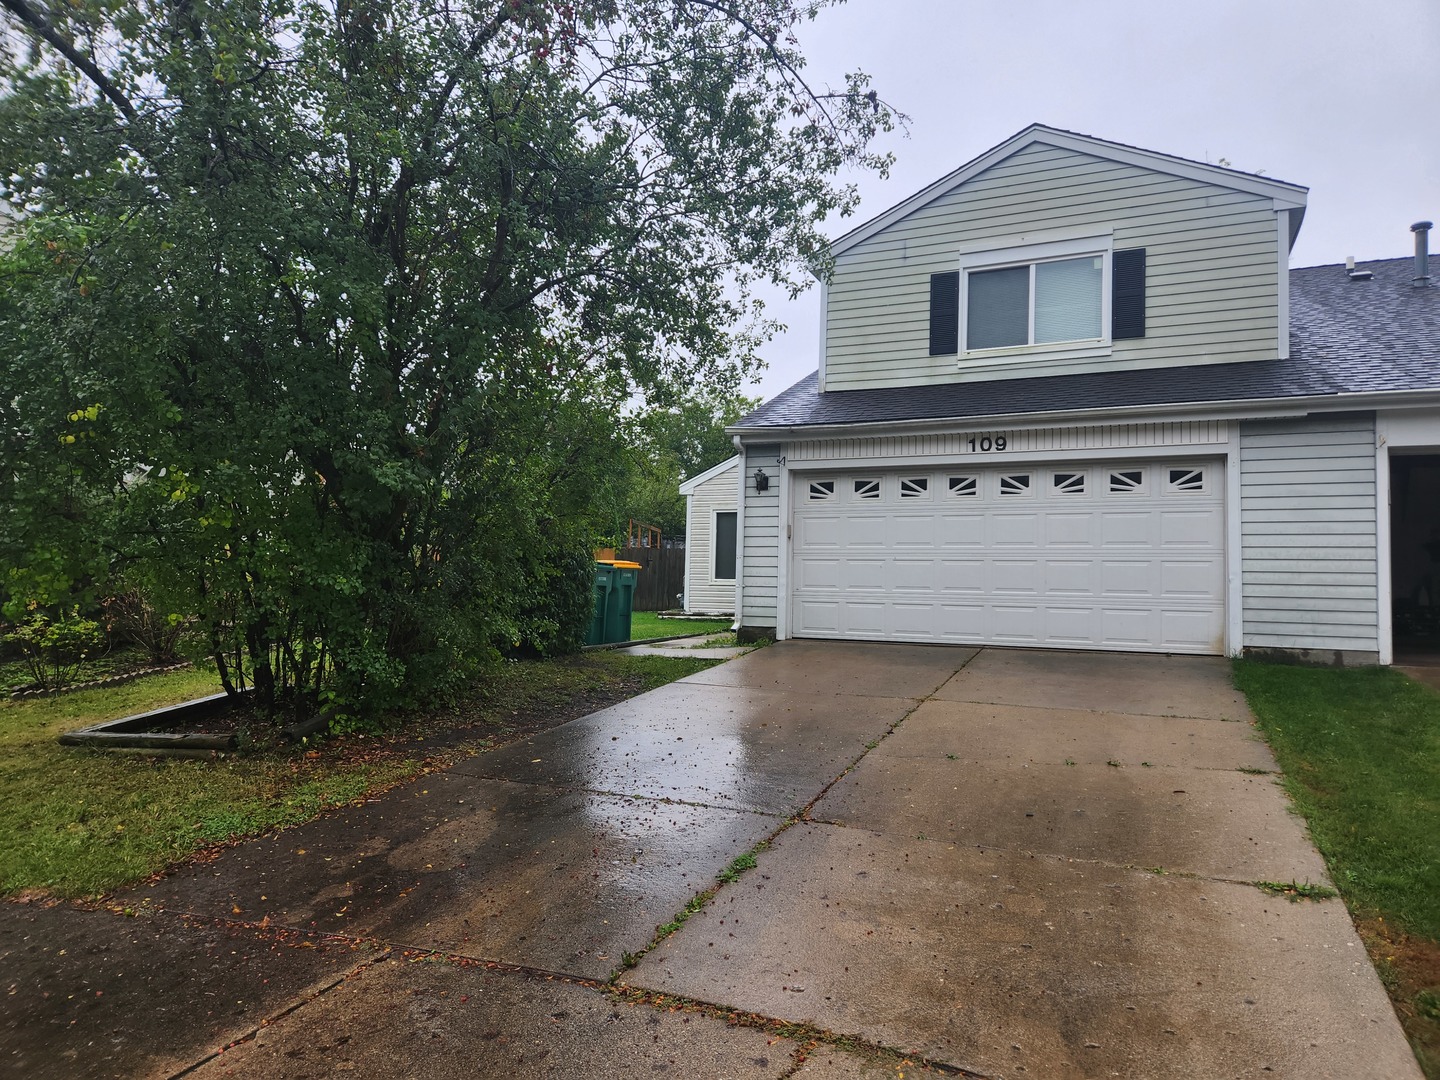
[1100,607,1155,646]
[790,461,1224,655]
[795,515,846,549]
[890,514,938,549]
[794,557,841,591]
[892,558,937,591]
[1161,608,1223,650]
[990,513,1041,547]
[797,599,840,633]
[1160,509,1221,547]
[1045,559,1096,596]
[891,602,938,637]
[1047,605,1100,644]
[843,601,886,636]
[992,559,1042,594]
[935,559,987,593]
[938,603,987,639]
[1160,560,1223,598]
[1101,560,1158,596]
[938,514,986,547]
[843,558,887,591]
[1100,511,1155,547]
[991,604,1042,642]
[1045,512,1096,547]
[844,516,890,550]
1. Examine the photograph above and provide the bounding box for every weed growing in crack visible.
[1253,879,1338,902]
[718,851,758,884]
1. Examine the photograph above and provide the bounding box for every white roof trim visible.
[678,454,739,496]
[827,124,1309,262]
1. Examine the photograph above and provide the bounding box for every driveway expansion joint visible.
[607,982,992,1078]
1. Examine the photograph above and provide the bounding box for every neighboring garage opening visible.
[1390,453,1440,657]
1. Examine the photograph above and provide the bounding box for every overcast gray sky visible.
[742,0,1439,402]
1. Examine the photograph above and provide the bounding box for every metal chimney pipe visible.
[1413,221,1433,286]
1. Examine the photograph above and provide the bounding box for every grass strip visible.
[627,611,731,642]
[1234,659,1440,1075]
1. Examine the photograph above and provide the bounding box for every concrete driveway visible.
[2,642,1420,1078]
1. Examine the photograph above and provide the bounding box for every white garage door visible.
[790,460,1225,654]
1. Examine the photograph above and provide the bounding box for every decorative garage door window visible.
[998,473,1032,496]
[1109,469,1145,493]
[1167,467,1206,492]
[789,461,1225,656]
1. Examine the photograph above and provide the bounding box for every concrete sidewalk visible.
[2,643,1421,1078]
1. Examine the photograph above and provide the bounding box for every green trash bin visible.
[604,561,641,643]
[586,562,616,646]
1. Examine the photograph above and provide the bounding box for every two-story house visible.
[728,125,1440,665]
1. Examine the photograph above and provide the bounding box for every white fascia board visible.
[728,388,1440,444]
[817,279,829,393]
[827,124,1309,261]
[678,454,739,496]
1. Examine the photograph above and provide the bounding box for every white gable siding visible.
[684,460,738,613]
[739,444,782,630]
[826,142,1281,390]
[1240,415,1380,658]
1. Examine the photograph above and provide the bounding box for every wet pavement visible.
[3,642,1422,1078]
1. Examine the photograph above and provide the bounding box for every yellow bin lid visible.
[610,560,642,569]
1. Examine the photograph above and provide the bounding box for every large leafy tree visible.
[0,0,894,713]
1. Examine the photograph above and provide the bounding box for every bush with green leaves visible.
[2,609,105,693]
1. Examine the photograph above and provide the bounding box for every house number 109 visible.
[967,435,1008,453]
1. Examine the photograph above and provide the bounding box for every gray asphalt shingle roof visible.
[737,257,1440,430]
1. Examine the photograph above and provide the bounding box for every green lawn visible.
[0,652,719,899]
[1235,660,1440,1075]
[628,611,731,641]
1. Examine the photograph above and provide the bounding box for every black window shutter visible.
[928,270,960,355]
[1112,248,1146,339]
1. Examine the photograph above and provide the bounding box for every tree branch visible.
[0,0,138,123]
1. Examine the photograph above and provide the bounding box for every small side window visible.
[808,480,835,501]
[853,478,881,500]
[713,512,737,581]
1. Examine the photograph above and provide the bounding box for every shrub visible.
[2,609,106,693]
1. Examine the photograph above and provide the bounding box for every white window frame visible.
[711,508,738,583]
[958,234,1114,365]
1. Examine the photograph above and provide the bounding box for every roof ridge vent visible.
[1345,256,1373,282]
[1412,221,1433,287]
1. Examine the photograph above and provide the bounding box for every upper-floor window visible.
[967,255,1104,350]
[959,235,1112,356]
[927,232,1145,362]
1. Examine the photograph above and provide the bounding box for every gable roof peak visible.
[828,124,1309,261]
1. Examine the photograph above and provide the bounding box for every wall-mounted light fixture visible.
[753,468,770,493]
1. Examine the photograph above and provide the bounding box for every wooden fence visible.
[618,545,686,611]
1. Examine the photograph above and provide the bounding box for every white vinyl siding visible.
[1239,415,1380,655]
[683,459,739,613]
[739,444,782,629]
[825,142,1281,390]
